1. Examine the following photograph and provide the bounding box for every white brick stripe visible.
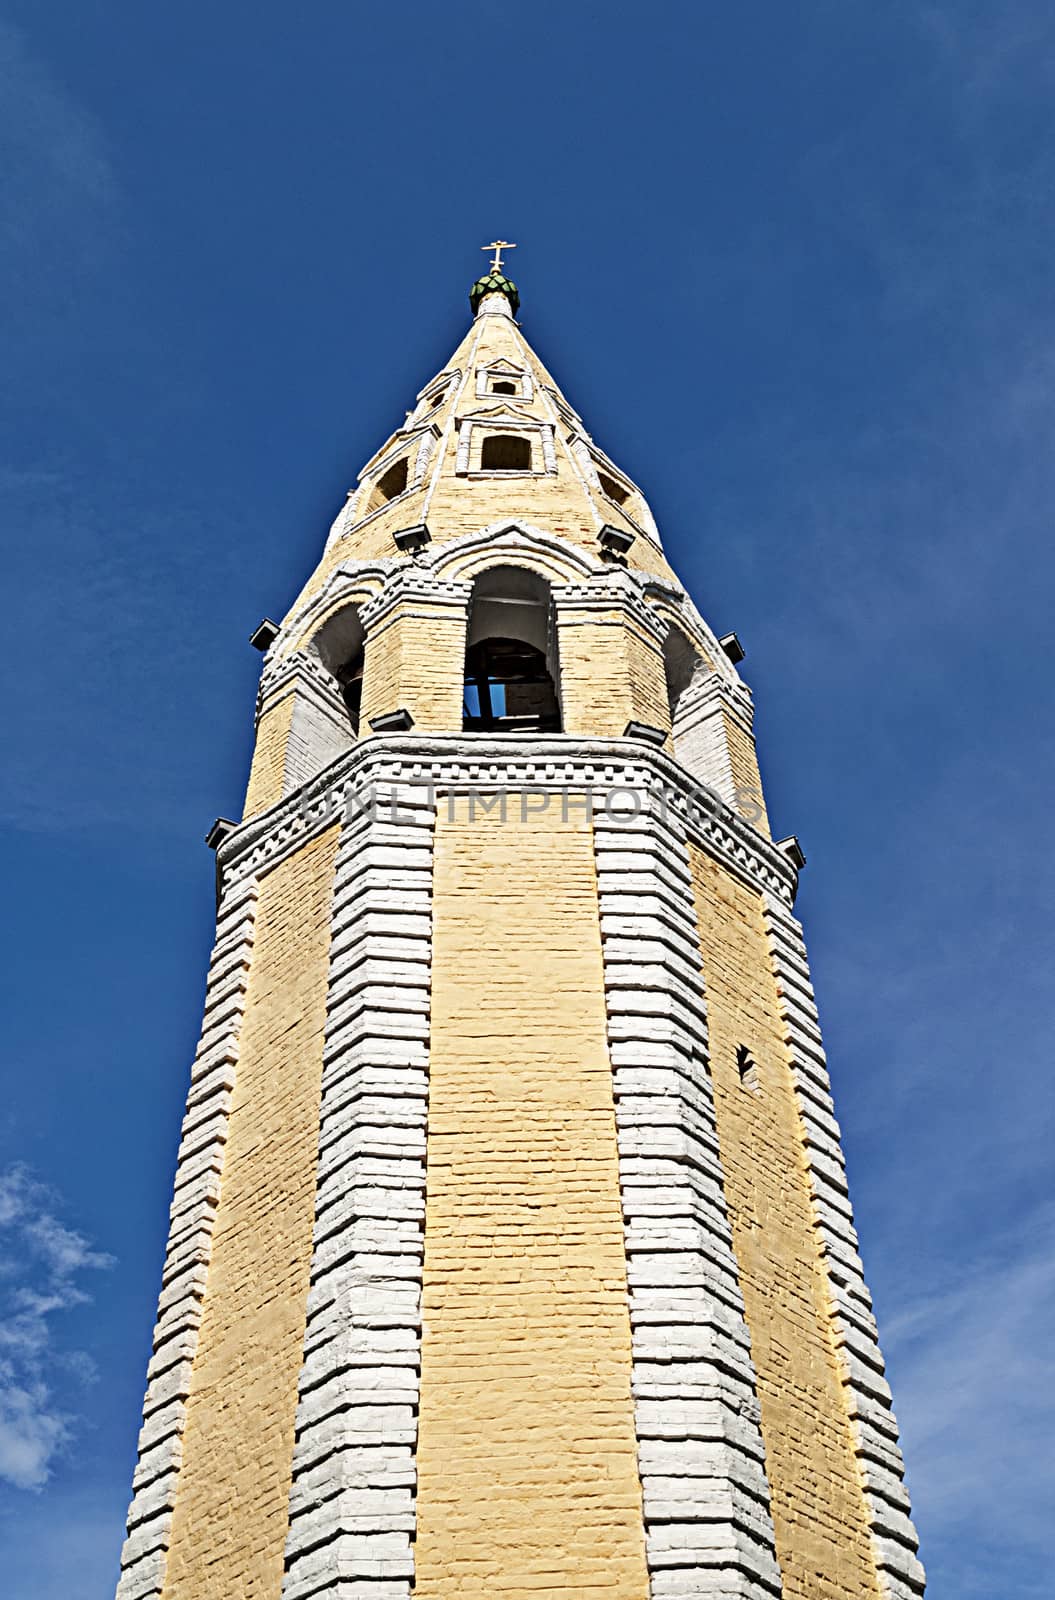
[595,811,783,1599]
[762,896,925,1599]
[282,792,434,1600]
[114,876,259,1600]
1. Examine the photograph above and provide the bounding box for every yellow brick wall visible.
[722,708,770,836]
[623,621,672,737]
[556,616,633,736]
[557,613,670,741]
[162,827,340,1600]
[358,613,403,730]
[687,845,881,1600]
[415,800,649,1600]
[359,604,467,732]
[243,693,295,819]
[397,609,467,732]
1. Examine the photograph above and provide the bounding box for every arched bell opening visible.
[311,602,366,737]
[462,566,562,734]
[664,624,703,730]
[663,622,715,764]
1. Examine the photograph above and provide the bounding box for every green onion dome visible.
[469,271,520,316]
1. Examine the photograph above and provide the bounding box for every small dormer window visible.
[477,362,533,401]
[361,455,410,517]
[457,417,555,476]
[375,458,408,502]
[598,470,629,507]
[481,434,532,472]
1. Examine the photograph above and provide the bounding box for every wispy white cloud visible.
[0,1167,113,1491]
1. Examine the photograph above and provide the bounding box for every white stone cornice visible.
[215,735,798,906]
[677,667,755,732]
[357,420,441,485]
[358,571,473,632]
[412,366,460,407]
[552,570,670,645]
[646,583,746,695]
[474,290,514,317]
[475,358,533,401]
[259,643,341,708]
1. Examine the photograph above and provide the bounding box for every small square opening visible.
[481,434,532,472]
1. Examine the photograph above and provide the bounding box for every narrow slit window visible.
[737,1046,761,1094]
[481,434,532,472]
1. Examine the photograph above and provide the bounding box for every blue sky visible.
[1,4,1053,1595]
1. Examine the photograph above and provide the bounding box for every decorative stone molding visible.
[357,423,440,492]
[594,805,782,1597]
[304,526,736,698]
[424,522,743,697]
[761,897,926,1600]
[568,433,664,547]
[358,572,473,634]
[567,432,599,480]
[424,520,602,586]
[474,289,515,317]
[412,368,460,419]
[216,737,799,909]
[552,568,671,646]
[454,410,557,476]
[255,652,356,799]
[325,426,442,548]
[324,493,362,553]
[286,569,393,659]
[475,359,533,401]
[114,876,259,1600]
[281,788,435,1600]
[647,585,746,697]
[260,644,342,710]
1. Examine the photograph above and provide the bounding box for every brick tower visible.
[116,257,925,1600]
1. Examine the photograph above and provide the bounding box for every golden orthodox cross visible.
[482,239,516,274]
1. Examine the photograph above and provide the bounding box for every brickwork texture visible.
[161,828,340,1600]
[689,844,883,1600]
[416,800,649,1600]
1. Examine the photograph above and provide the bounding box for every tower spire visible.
[114,257,926,1600]
[470,239,520,317]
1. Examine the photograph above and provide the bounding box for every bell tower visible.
[116,257,925,1600]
